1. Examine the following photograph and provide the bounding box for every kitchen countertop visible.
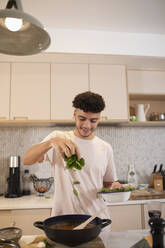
[0,194,53,210]
[19,229,151,248]
[0,194,165,210]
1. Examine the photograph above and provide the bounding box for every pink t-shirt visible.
[42,130,118,219]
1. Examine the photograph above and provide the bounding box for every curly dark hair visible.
[72,91,105,113]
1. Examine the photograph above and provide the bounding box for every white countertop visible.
[0,194,53,210]
[0,194,165,210]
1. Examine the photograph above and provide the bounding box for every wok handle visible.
[101,219,112,229]
[33,221,44,230]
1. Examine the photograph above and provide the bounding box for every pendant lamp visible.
[0,0,51,55]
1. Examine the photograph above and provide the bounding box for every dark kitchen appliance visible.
[5,156,22,198]
[149,216,165,248]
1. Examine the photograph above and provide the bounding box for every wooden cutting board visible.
[129,189,165,200]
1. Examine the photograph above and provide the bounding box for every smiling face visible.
[73,109,101,139]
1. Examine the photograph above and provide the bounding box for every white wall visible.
[46,28,165,57]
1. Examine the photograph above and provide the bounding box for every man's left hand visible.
[110,181,123,189]
[104,181,123,189]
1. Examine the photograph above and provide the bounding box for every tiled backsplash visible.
[0,125,165,194]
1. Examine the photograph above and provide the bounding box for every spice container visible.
[22,169,31,195]
[158,113,165,121]
[150,112,159,121]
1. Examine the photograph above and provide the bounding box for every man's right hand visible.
[50,137,81,160]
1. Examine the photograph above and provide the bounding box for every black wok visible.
[34,214,111,247]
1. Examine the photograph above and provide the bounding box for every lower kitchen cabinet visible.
[2,202,164,233]
[108,205,143,231]
[0,210,13,227]
[0,209,51,235]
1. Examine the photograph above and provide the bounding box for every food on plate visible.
[99,186,136,193]
[21,235,51,248]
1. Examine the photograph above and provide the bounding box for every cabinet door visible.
[108,205,142,231]
[128,70,165,94]
[10,63,50,120]
[0,63,10,120]
[0,210,13,228]
[51,64,89,120]
[12,209,51,235]
[89,65,128,120]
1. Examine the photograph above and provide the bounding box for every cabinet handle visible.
[13,116,29,120]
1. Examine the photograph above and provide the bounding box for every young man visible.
[23,91,121,219]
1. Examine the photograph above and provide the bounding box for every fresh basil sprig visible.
[64,153,85,197]
[64,153,85,170]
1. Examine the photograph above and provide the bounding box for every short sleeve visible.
[103,144,118,182]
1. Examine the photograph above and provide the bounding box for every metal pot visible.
[158,113,165,121]
[0,240,20,248]
[34,214,111,247]
[0,227,22,243]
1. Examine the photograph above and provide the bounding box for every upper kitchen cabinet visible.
[128,69,165,95]
[128,69,165,123]
[0,63,10,120]
[89,65,128,120]
[51,64,89,120]
[10,63,50,120]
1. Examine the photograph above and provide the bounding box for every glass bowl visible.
[31,175,54,196]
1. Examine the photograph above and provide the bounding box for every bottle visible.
[127,164,138,186]
[22,169,31,195]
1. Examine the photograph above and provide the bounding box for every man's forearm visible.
[23,140,52,165]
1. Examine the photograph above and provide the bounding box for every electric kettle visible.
[136,104,150,122]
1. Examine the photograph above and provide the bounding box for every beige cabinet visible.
[128,69,165,94]
[0,210,13,227]
[0,63,10,120]
[10,63,51,120]
[89,65,128,120]
[51,64,89,120]
[0,209,51,235]
[128,69,165,122]
[108,205,143,231]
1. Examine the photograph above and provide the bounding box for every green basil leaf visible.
[73,188,78,196]
[73,181,80,184]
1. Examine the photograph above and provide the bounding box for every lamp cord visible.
[6,0,18,9]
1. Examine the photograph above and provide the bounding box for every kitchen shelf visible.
[120,121,165,127]
[0,119,127,127]
[0,120,165,127]
[130,94,165,101]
